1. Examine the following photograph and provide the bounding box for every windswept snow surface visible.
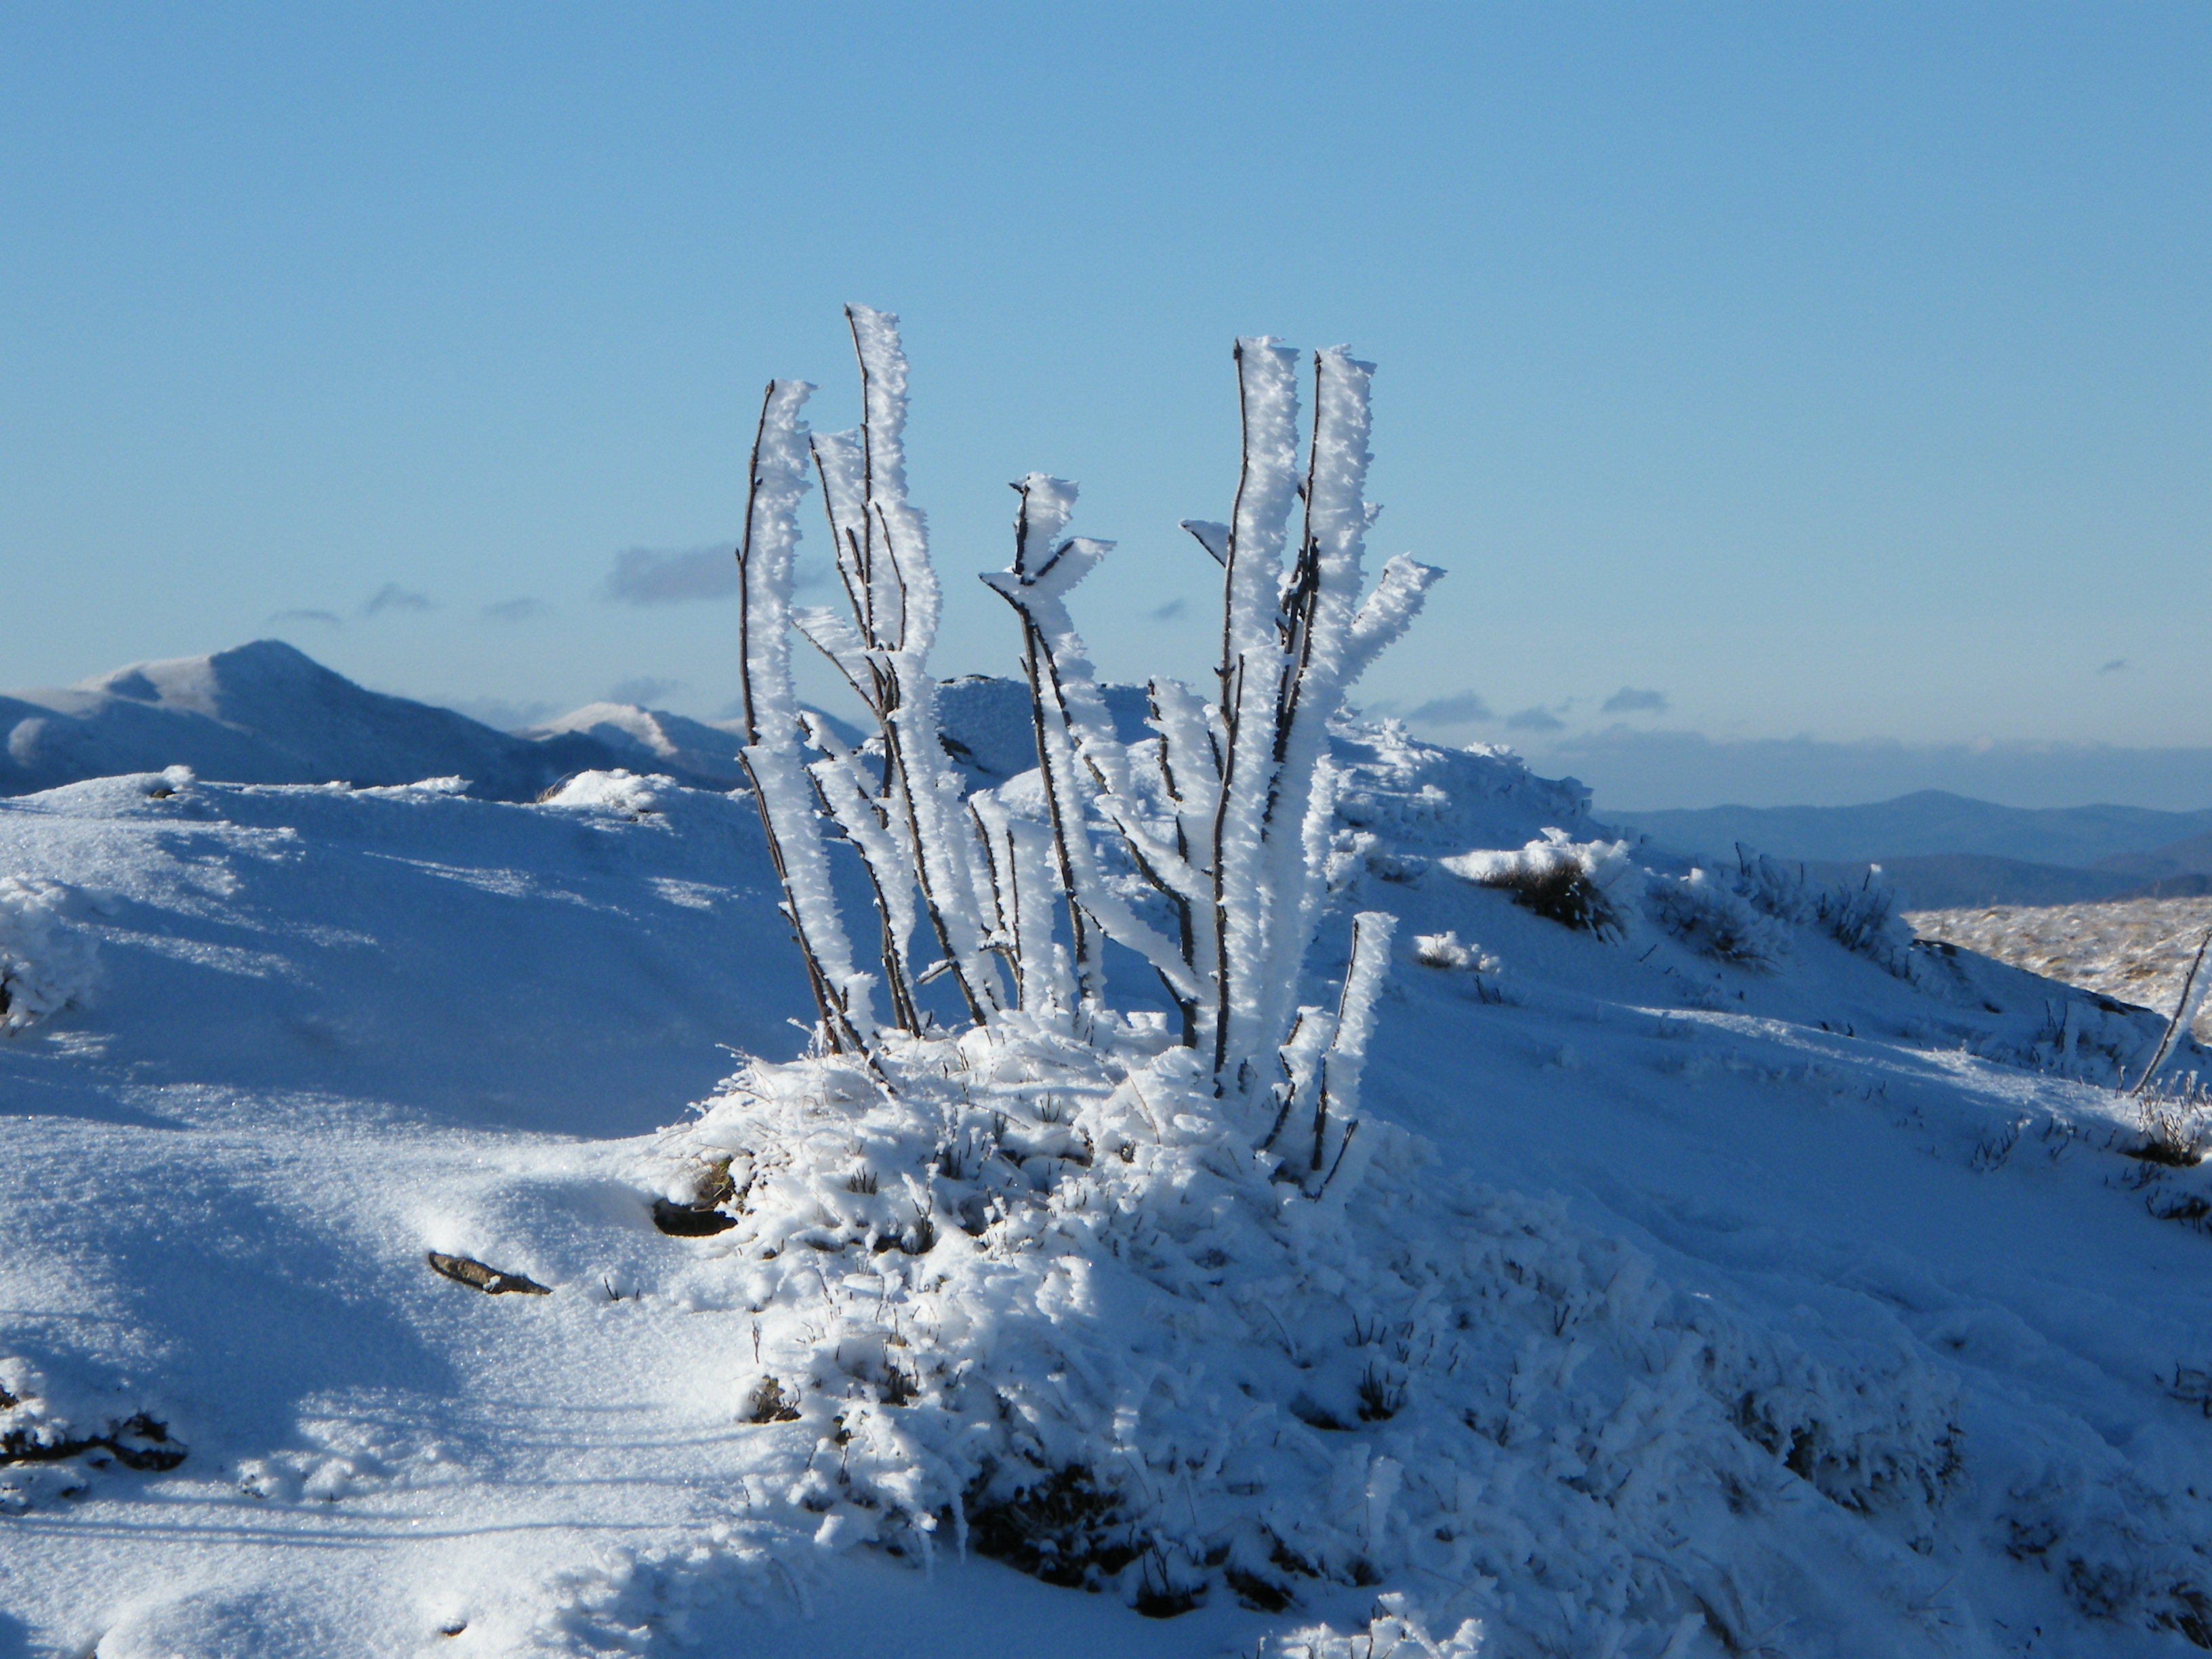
[4,735,2212,1656]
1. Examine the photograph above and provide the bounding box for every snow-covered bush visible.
[1440,831,1642,941]
[0,874,98,1034]
[1267,1593,1485,1658]
[682,312,1972,1641]
[1645,865,1791,970]
[649,1029,1967,1643]
[1412,929,1497,972]
[729,307,1434,1141]
[1733,846,1917,979]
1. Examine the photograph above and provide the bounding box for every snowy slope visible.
[4,736,2212,1656]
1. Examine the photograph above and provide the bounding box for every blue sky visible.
[3,4,2207,807]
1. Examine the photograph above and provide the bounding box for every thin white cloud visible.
[1406,690,1494,726]
[1505,706,1566,733]
[601,546,737,605]
[608,676,686,707]
[363,583,433,617]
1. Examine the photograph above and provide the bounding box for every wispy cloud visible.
[1506,705,1566,733]
[601,546,737,605]
[601,543,832,603]
[363,583,433,617]
[480,596,550,623]
[2099,658,2128,674]
[1406,690,1494,726]
[1601,687,1668,714]
[608,675,685,707]
[268,608,342,629]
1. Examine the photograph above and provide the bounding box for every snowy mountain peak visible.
[68,638,333,715]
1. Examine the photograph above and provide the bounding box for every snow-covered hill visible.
[0,642,1146,808]
[6,728,2212,1656]
[0,642,638,801]
[0,642,807,802]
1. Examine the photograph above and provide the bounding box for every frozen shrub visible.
[1267,1593,1486,1658]
[1645,867,1790,970]
[1816,866,1913,972]
[0,875,98,1034]
[729,306,1431,1170]
[2129,1079,2212,1168]
[1440,831,1642,941]
[671,312,2017,1643]
[1412,930,1494,971]
[1732,846,1917,979]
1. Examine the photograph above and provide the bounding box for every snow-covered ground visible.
[5,729,2212,1656]
[1910,897,2212,1045]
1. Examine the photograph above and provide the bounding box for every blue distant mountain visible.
[1607,791,2212,909]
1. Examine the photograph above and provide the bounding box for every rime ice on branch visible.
[732,310,1438,1160]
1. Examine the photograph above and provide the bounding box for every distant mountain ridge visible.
[1608,789,2212,868]
[13,647,2212,918]
[1608,790,2212,910]
[0,642,1143,806]
[0,641,740,800]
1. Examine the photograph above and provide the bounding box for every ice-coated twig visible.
[982,476,1203,1024]
[1249,350,1378,1088]
[733,378,876,1056]
[1342,554,1444,687]
[803,712,922,1035]
[1307,911,1394,1185]
[2132,926,2212,1094]
[796,308,1003,1027]
[1210,341,1304,1094]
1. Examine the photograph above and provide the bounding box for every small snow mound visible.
[403,774,471,795]
[537,769,668,815]
[0,874,98,1032]
[93,1585,335,1659]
